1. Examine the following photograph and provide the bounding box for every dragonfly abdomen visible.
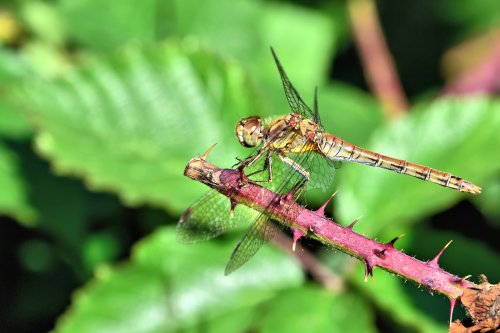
[317,134,481,194]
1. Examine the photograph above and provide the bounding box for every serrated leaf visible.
[20,43,259,213]
[336,97,500,234]
[53,227,303,333]
[0,142,36,224]
[259,286,376,333]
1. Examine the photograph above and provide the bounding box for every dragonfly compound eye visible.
[236,116,263,147]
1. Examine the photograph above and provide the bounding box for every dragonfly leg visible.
[278,153,310,198]
[278,154,310,181]
[234,148,274,183]
[245,150,273,183]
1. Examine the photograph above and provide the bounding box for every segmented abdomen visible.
[317,133,481,194]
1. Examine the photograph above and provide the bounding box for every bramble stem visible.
[184,155,476,300]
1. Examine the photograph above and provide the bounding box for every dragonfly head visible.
[236,116,263,147]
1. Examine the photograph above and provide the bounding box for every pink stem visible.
[184,156,476,299]
[348,0,409,118]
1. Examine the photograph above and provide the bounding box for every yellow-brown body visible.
[260,113,481,194]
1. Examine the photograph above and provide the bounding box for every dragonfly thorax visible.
[236,116,263,147]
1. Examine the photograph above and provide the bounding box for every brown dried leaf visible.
[451,275,500,333]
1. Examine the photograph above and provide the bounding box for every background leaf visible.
[53,227,303,333]
[259,286,377,333]
[20,43,259,213]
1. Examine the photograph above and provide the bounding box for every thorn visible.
[364,260,374,282]
[292,228,306,251]
[428,240,453,268]
[229,199,238,218]
[201,143,217,160]
[373,248,386,259]
[316,190,338,217]
[452,274,473,286]
[448,298,457,326]
[387,234,405,248]
[347,215,363,230]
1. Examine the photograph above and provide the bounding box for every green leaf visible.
[336,97,500,234]
[16,144,124,275]
[259,286,377,333]
[0,47,31,139]
[53,227,303,333]
[254,2,337,87]
[20,42,259,213]
[182,306,256,333]
[350,265,448,333]
[0,142,36,224]
[0,99,32,139]
[159,0,337,87]
[159,0,261,62]
[59,0,158,51]
[21,0,65,46]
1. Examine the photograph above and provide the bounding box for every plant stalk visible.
[184,154,476,300]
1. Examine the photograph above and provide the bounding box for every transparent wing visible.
[177,190,258,243]
[289,150,339,191]
[271,48,322,126]
[224,138,317,275]
[224,215,280,275]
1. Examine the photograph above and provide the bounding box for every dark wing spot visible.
[179,208,192,223]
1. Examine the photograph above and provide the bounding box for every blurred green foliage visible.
[0,0,498,333]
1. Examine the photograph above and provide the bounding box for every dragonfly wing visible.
[224,214,280,275]
[177,190,258,244]
[270,48,322,126]
[289,150,339,192]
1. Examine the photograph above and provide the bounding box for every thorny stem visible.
[184,155,476,300]
[348,0,409,118]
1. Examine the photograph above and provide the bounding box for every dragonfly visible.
[178,48,481,275]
